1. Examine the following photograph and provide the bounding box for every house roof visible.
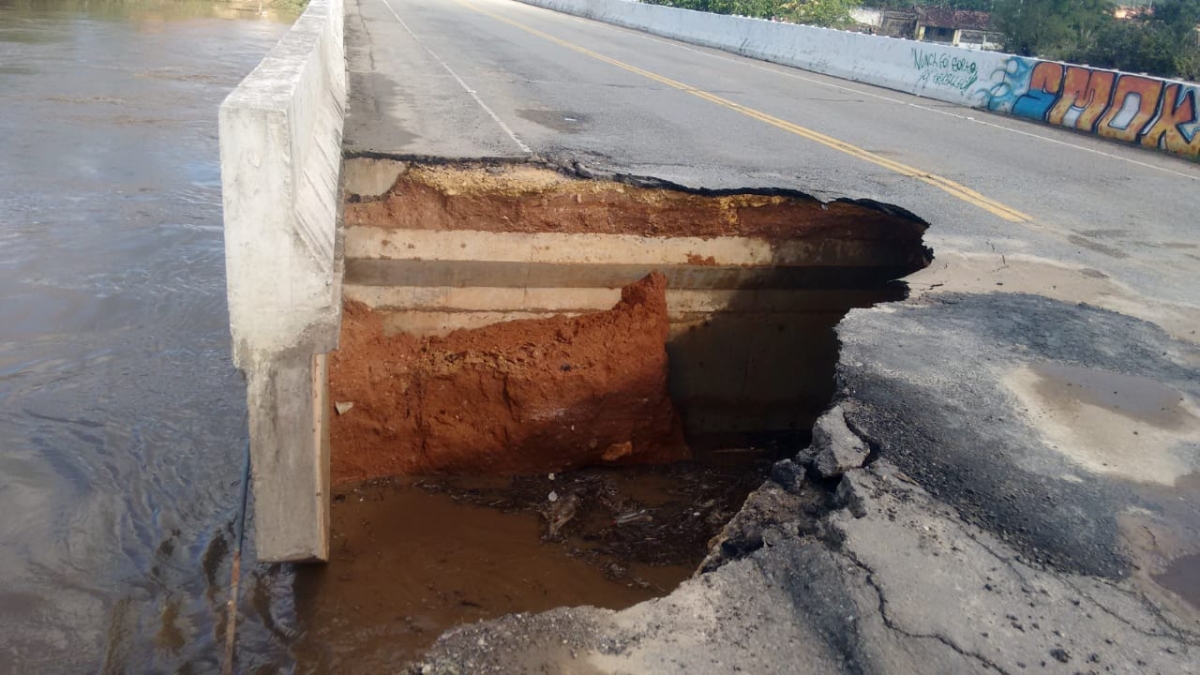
[918,7,994,31]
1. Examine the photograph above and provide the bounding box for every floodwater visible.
[0,4,773,671]
[1030,362,1190,429]
[1154,552,1200,611]
[288,466,767,671]
[0,1,296,671]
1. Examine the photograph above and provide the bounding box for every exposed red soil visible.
[329,273,690,484]
[344,165,924,242]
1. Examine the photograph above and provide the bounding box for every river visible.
[0,1,301,671]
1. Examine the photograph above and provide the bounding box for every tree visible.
[643,0,863,26]
[1149,0,1200,79]
[871,0,995,10]
[782,0,864,28]
[994,0,1116,58]
[994,0,1199,80]
[1079,0,1200,79]
[642,0,786,19]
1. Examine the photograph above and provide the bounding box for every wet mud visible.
[292,458,775,670]
[1154,553,1200,611]
[1029,362,1192,429]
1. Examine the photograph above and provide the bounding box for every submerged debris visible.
[418,459,777,572]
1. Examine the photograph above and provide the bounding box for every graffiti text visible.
[912,48,979,93]
[986,59,1199,157]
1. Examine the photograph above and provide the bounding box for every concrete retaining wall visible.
[219,0,346,562]
[516,0,1199,160]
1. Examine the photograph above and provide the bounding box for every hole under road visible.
[289,160,932,668]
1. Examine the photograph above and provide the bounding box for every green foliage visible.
[783,0,864,27]
[643,0,862,26]
[995,0,1200,80]
[642,0,782,19]
[994,0,1115,58]
[270,0,310,13]
[870,0,994,10]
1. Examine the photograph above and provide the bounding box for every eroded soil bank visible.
[329,273,689,482]
[321,160,941,670]
[345,163,927,244]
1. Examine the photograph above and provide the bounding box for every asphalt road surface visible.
[343,1,1200,671]
[346,0,1200,312]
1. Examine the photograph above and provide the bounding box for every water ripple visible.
[0,3,295,671]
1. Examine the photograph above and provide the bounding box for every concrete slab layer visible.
[344,285,891,316]
[341,0,1200,668]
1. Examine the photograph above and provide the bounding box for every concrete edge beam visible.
[219,0,346,563]
[344,259,914,291]
[346,226,907,267]
[345,284,888,315]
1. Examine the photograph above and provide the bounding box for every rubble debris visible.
[811,405,870,479]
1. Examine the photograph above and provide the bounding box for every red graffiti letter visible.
[1029,62,1064,96]
[1098,75,1164,143]
[1047,68,1114,132]
[1140,84,1200,157]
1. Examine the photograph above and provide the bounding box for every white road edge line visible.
[504,0,1199,181]
[379,0,533,154]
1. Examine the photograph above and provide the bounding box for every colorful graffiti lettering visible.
[912,48,979,93]
[983,57,1200,158]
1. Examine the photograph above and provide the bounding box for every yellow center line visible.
[454,0,1033,223]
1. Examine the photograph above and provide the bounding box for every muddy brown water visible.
[0,4,787,671]
[290,459,773,670]
[1030,362,1190,429]
[1155,553,1200,612]
[0,1,298,671]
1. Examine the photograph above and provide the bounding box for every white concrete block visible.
[219,0,345,563]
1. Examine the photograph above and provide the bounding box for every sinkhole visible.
[293,159,932,666]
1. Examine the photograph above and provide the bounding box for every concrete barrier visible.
[219,0,346,562]
[515,0,1199,160]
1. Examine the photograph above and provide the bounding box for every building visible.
[915,7,1003,50]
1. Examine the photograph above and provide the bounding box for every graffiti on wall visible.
[982,56,1200,157]
[911,47,979,93]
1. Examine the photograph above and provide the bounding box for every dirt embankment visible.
[329,273,690,483]
[344,164,925,242]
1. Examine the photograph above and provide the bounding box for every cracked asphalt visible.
[415,453,1198,674]
[345,0,1200,671]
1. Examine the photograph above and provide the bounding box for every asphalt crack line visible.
[838,545,1013,675]
[1060,576,1198,643]
[377,0,532,155]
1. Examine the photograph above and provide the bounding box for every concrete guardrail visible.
[516,0,1199,160]
[219,0,346,562]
